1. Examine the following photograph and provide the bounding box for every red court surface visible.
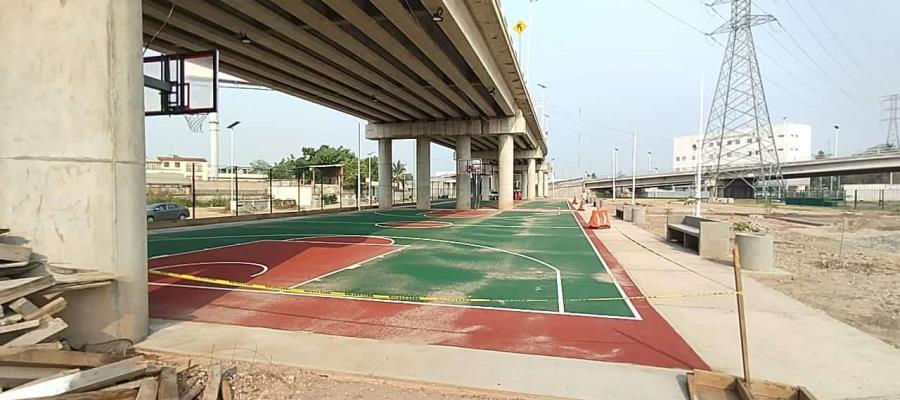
[149,234,709,370]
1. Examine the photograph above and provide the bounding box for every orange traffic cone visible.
[587,208,610,229]
[572,196,578,204]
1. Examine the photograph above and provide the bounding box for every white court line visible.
[148,227,645,319]
[374,221,454,229]
[150,261,269,278]
[567,206,643,321]
[290,245,407,287]
[147,281,638,320]
[149,240,268,260]
[151,232,568,314]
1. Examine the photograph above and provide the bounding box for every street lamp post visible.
[226,121,241,215]
[366,151,375,205]
[612,148,618,200]
[357,123,362,210]
[631,130,637,205]
[833,125,840,193]
[647,151,653,172]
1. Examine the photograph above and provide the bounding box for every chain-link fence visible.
[146,164,459,220]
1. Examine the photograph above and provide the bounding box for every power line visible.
[642,0,712,38]
[801,0,869,78]
[781,0,870,94]
[654,0,845,115]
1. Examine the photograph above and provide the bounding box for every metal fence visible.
[145,164,454,219]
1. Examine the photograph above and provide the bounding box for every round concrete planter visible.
[735,233,774,271]
[623,205,634,222]
[599,199,610,209]
[631,207,646,224]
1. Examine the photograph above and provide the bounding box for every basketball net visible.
[184,114,208,134]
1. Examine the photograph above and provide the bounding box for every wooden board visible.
[0,365,68,387]
[22,298,67,321]
[156,367,177,400]
[3,318,67,348]
[0,319,41,336]
[200,364,222,400]
[687,370,817,400]
[35,388,138,399]
[0,277,55,306]
[0,356,146,399]
[7,299,38,317]
[0,348,120,368]
[0,245,30,264]
[135,378,159,400]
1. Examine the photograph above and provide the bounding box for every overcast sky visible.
[145,0,900,179]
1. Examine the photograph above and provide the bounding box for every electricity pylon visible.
[883,95,900,148]
[701,0,785,200]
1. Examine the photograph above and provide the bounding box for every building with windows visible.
[672,122,813,172]
[145,155,209,182]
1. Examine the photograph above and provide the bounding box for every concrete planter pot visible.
[734,232,775,271]
[599,199,610,209]
[623,205,634,222]
[631,207,646,224]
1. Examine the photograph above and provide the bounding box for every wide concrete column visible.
[378,139,393,209]
[526,159,537,200]
[0,0,146,345]
[455,136,472,210]
[542,172,549,197]
[498,135,515,210]
[415,137,431,210]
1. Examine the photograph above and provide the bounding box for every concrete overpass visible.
[575,154,900,191]
[0,0,547,346]
[140,0,550,211]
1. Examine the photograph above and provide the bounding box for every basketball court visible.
[147,199,707,370]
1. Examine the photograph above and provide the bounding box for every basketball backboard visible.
[456,159,495,175]
[144,50,218,116]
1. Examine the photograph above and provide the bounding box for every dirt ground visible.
[627,199,900,348]
[144,352,551,400]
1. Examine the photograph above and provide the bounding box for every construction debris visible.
[0,234,216,399]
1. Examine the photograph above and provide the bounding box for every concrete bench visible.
[666,215,730,259]
[615,205,625,219]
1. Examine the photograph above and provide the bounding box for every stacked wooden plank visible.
[0,347,233,400]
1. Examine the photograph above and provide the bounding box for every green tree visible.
[392,160,408,192]
[248,159,272,174]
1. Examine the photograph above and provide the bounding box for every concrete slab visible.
[138,319,687,400]
[597,219,900,400]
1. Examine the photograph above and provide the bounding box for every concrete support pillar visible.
[415,137,431,210]
[378,139,393,209]
[455,136,472,210]
[537,171,546,198]
[0,0,147,345]
[543,172,549,197]
[526,159,537,200]
[498,134,514,210]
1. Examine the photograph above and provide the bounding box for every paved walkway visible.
[138,319,687,400]
[597,216,900,400]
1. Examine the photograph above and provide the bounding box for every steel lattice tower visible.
[883,95,900,148]
[701,0,784,199]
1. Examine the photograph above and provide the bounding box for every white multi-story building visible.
[672,122,813,172]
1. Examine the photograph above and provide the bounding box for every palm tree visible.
[392,160,407,193]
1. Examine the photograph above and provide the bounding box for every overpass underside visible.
[141,0,550,210]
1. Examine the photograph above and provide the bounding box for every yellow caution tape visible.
[149,270,738,304]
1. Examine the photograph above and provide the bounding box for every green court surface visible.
[148,199,638,319]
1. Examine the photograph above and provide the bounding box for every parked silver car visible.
[146,203,190,222]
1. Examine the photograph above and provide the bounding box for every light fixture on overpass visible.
[431,7,444,22]
[239,32,252,44]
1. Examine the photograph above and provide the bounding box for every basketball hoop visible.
[184,113,208,133]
